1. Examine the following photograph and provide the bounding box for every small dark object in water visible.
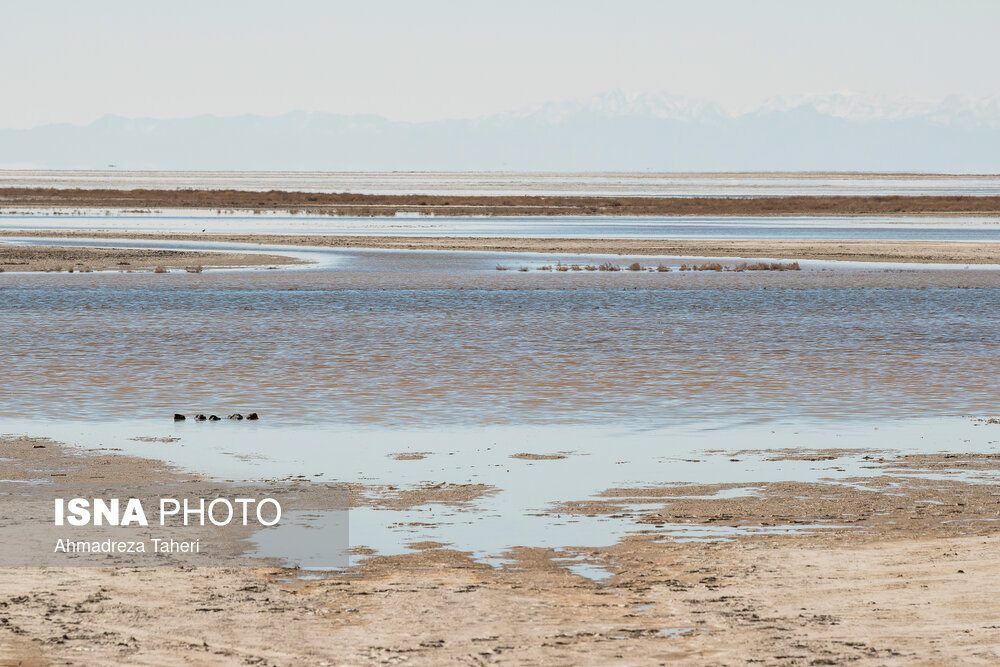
[194,414,207,421]
[228,413,244,420]
[174,413,186,421]
[208,415,221,421]
[246,412,259,420]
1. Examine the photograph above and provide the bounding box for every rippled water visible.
[1,252,998,425]
[4,234,1000,564]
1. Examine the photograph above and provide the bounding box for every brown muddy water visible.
[0,246,998,426]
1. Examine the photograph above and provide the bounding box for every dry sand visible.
[3,434,1000,665]
[4,229,1000,264]
[0,244,302,273]
[6,187,1000,217]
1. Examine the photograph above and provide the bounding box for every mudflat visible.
[5,187,1000,216]
[4,229,1000,264]
[3,210,999,665]
[0,244,302,273]
[3,434,1000,665]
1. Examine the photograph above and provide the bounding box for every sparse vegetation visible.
[4,187,1000,218]
[492,257,782,275]
[677,260,800,272]
[732,261,801,272]
[693,262,724,271]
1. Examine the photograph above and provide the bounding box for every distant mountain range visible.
[3,92,1000,172]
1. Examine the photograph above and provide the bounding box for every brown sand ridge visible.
[4,229,1000,264]
[5,187,1000,216]
[4,434,1000,665]
[0,244,302,273]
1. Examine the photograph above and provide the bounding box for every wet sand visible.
[4,229,1000,264]
[6,187,1000,217]
[4,218,1000,664]
[0,244,302,273]
[3,435,1000,665]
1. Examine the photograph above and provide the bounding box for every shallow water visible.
[3,212,1000,241]
[2,257,999,425]
[3,229,1000,568]
[2,416,998,571]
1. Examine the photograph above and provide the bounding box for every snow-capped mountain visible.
[751,92,1000,127]
[2,91,1000,171]
[499,90,729,123]
[511,90,1000,127]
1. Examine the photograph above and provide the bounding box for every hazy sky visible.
[2,0,999,128]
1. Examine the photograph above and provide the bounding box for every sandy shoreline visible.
[0,244,303,273]
[3,433,1000,665]
[5,188,1000,217]
[4,230,1000,264]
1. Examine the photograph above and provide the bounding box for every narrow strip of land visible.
[3,230,1000,263]
[0,243,301,272]
[5,187,1000,216]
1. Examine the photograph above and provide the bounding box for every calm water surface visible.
[3,212,1000,241]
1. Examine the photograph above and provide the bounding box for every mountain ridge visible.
[3,92,999,171]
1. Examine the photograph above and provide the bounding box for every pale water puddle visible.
[3,416,998,578]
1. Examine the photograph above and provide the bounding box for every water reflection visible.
[2,417,996,569]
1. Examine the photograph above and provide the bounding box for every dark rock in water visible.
[174,413,186,421]
[208,415,221,421]
[246,412,259,420]
[228,413,244,420]
[194,414,207,421]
